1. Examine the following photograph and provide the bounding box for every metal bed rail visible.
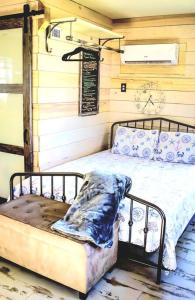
[9,172,84,201]
[9,172,167,282]
[109,117,195,283]
[124,193,166,284]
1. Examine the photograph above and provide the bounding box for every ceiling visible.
[72,0,195,19]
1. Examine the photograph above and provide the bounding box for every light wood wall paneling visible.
[38,87,79,103]
[185,65,195,77]
[33,100,109,120]
[100,63,113,77]
[33,150,39,170]
[39,134,109,170]
[0,1,112,170]
[116,25,195,40]
[38,53,79,73]
[32,15,39,171]
[38,112,108,135]
[109,112,195,127]
[32,36,39,53]
[110,14,195,134]
[35,71,79,88]
[100,88,110,101]
[187,39,195,51]
[39,124,108,151]
[100,76,111,89]
[101,49,112,64]
[110,100,195,119]
[186,52,195,64]
[32,1,114,170]
[111,77,195,92]
[110,89,195,105]
[33,120,38,135]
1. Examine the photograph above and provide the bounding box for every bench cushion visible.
[0,195,71,234]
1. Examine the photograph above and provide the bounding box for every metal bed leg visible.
[156,238,164,284]
[156,266,162,284]
[125,193,166,285]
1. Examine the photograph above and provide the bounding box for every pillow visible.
[111,126,159,159]
[155,131,195,164]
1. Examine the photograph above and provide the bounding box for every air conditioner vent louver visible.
[121,44,179,65]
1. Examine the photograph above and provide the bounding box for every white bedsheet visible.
[14,150,195,270]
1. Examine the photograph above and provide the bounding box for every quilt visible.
[51,171,131,248]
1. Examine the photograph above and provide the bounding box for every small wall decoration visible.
[79,49,99,116]
[134,81,165,114]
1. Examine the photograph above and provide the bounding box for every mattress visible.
[13,150,195,270]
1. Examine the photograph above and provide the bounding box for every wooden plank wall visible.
[33,21,111,171]
[0,0,112,171]
[110,15,195,125]
[2,3,195,171]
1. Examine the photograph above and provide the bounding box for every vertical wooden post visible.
[23,4,33,172]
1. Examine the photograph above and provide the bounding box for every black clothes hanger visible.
[62,46,101,62]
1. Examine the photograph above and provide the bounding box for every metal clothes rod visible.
[66,35,124,54]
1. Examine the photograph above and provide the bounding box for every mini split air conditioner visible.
[121,43,179,65]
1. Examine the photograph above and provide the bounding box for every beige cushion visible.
[0,195,71,234]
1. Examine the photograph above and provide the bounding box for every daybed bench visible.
[0,173,119,299]
[3,117,195,286]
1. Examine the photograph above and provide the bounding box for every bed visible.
[9,117,195,284]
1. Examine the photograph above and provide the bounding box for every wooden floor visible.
[0,216,194,300]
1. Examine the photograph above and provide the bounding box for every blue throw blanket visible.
[51,171,132,248]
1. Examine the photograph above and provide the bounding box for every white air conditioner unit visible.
[121,43,179,65]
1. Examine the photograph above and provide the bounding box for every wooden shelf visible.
[50,17,123,39]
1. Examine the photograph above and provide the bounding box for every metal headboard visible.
[110,117,195,148]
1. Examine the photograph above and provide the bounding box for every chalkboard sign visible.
[79,49,99,116]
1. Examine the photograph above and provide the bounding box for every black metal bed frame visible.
[10,172,84,201]
[111,117,195,284]
[111,117,195,147]
[8,117,195,287]
[9,172,88,299]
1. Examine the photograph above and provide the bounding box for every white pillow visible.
[155,131,195,164]
[111,126,159,160]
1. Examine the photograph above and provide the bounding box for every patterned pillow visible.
[155,131,195,164]
[111,126,159,159]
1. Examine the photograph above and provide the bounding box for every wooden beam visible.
[0,0,34,6]
[0,84,23,93]
[41,0,112,29]
[0,18,23,29]
[113,13,195,29]
[0,1,38,17]
[0,143,24,155]
[23,5,33,172]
